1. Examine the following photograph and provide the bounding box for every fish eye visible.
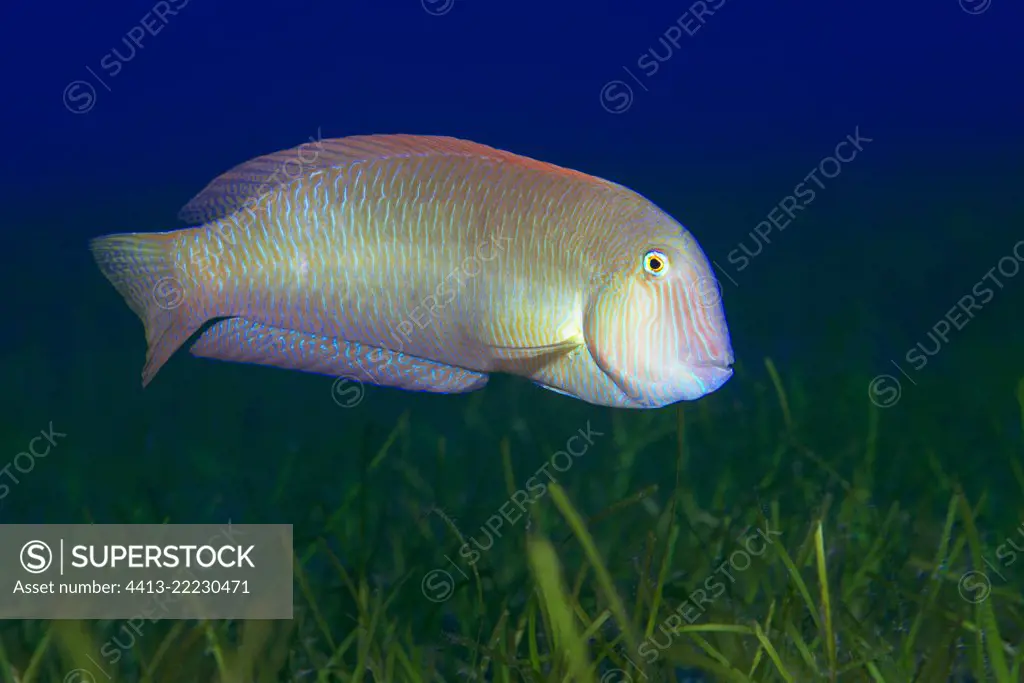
[642,249,668,276]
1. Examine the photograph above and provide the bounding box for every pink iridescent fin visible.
[175,133,616,225]
[189,318,489,394]
[90,232,205,387]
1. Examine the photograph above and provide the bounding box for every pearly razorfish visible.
[90,135,734,408]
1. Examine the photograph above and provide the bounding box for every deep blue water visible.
[0,0,1022,679]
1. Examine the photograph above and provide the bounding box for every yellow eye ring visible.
[643,250,668,276]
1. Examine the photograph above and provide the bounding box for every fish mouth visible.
[600,359,734,406]
[687,360,734,394]
[689,360,733,369]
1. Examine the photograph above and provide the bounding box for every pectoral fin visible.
[482,337,584,360]
[190,318,489,394]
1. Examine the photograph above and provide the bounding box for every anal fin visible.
[190,318,489,394]
[532,381,580,400]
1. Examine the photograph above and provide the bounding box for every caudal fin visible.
[89,231,204,386]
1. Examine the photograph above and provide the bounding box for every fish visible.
[89,134,733,408]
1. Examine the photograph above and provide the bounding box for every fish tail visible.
[89,230,206,387]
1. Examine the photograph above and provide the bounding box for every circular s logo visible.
[421,569,454,602]
[958,570,992,603]
[21,540,52,574]
[331,376,365,408]
[421,0,455,16]
[63,81,97,114]
[599,81,633,114]
[959,0,991,14]
[64,669,98,683]
[867,374,901,408]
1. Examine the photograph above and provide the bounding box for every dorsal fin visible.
[177,134,624,225]
[176,134,582,225]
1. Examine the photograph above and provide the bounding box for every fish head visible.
[582,212,733,408]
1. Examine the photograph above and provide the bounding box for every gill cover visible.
[583,276,659,402]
